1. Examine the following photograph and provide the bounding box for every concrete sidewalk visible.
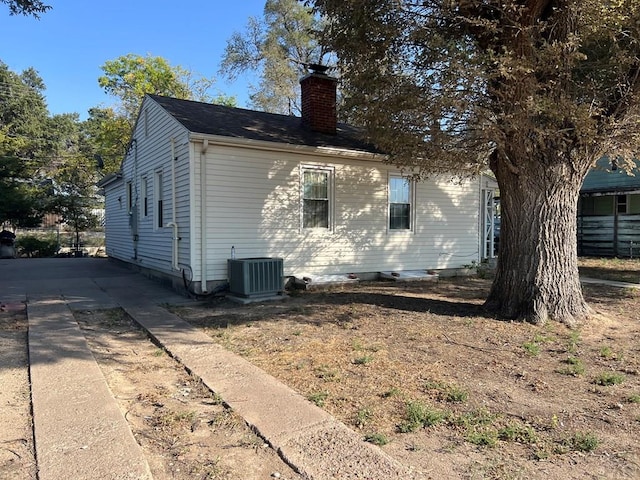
[1,258,419,479]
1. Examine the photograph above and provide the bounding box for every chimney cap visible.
[308,63,330,75]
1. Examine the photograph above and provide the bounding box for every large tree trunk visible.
[485,154,592,326]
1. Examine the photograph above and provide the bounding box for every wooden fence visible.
[577,214,640,258]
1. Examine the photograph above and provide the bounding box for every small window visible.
[154,171,164,228]
[141,177,148,217]
[302,168,331,229]
[617,194,629,214]
[389,176,412,230]
[126,181,133,212]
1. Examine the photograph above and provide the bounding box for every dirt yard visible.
[0,258,638,479]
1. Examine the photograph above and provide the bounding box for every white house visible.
[99,67,498,295]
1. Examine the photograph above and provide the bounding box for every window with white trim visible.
[141,177,149,217]
[389,176,412,230]
[154,170,164,229]
[125,181,133,212]
[302,167,332,229]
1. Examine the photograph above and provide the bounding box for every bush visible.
[16,236,58,258]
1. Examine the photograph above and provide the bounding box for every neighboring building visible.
[578,157,640,257]
[99,67,497,294]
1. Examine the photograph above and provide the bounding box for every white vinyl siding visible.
[196,144,481,281]
[103,98,192,275]
[104,96,482,288]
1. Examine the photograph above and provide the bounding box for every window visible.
[617,194,629,214]
[141,177,148,217]
[126,181,133,212]
[302,168,331,229]
[389,176,412,230]
[154,171,164,228]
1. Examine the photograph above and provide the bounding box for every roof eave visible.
[188,132,386,162]
[96,172,123,189]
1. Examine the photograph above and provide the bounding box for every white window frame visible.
[141,177,149,218]
[154,170,164,230]
[300,165,334,231]
[125,181,133,213]
[388,174,415,232]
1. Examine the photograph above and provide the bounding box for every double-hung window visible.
[302,168,331,229]
[141,177,149,217]
[154,170,164,229]
[389,176,412,230]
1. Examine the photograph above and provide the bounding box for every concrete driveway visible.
[0,257,190,309]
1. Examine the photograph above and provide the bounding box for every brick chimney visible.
[300,64,337,135]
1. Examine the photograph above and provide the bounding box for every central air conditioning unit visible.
[227,257,284,298]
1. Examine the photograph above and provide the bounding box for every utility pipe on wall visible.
[200,139,209,293]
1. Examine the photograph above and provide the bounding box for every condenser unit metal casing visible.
[227,257,284,298]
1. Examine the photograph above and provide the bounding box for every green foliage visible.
[397,401,445,433]
[567,331,582,354]
[593,372,625,386]
[558,356,586,376]
[497,423,538,444]
[599,346,616,359]
[466,429,498,448]
[522,341,541,357]
[355,407,372,428]
[565,432,600,453]
[353,354,374,365]
[381,387,401,398]
[220,0,331,114]
[0,62,54,227]
[424,379,468,403]
[454,408,498,430]
[16,235,57,258]
[628,394,640,404]
[364,433,388,446]
[307,391,328,407]
[82,107,131,174]
[1,0,50,17]
[99,54,235,123]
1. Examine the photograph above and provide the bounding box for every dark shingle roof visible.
[148,94,379,154]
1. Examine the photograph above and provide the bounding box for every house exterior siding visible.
[103,99,193,279]
[102,95,484,293]
[195,142,480,284]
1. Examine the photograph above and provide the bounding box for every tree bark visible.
[485,152,592,326]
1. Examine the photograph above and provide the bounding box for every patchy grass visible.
[557,356,586,376]
[364,432,389,446]
[593,372,625,386]
[172,268,640,479]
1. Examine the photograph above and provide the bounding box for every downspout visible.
[200,139,209,293]
[166,138,179,271]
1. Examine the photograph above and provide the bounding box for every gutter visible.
[188,133,385,162]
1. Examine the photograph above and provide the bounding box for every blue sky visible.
[0,0,266,118]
